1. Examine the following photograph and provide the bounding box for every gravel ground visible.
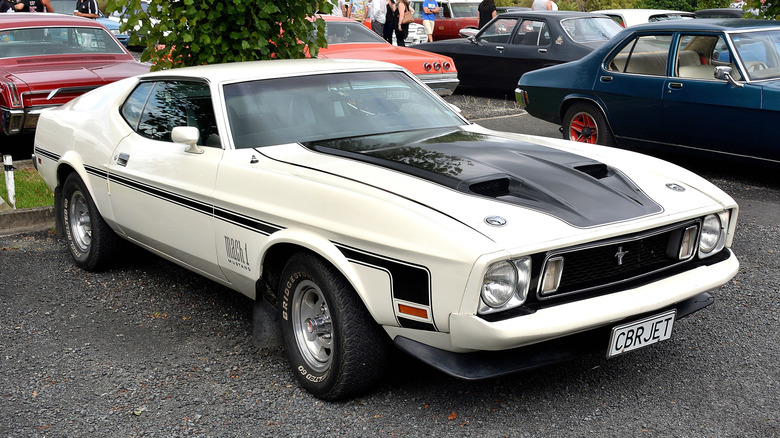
[1,91,778,437]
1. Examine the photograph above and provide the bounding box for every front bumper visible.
[395,291,714,380]
[419,73,459,96]
[394,249,737,379]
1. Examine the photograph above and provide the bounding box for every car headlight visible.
[416,27,426,35]
[698,211,729,258]
[479,257,531,314]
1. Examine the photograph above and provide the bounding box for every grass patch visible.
[1,167,54,209]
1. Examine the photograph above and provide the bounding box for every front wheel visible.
[562,103,615,146]
[61,173,120,271]
[278,253,389,400]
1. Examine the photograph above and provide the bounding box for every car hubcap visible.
[292,280,333,372]
[569,112,598,144]
[68,191,92,253]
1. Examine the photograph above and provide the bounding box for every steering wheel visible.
[746,61,769,72]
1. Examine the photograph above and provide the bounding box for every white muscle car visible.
[33,59,739,400]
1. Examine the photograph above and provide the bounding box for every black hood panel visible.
[305,128,662,228]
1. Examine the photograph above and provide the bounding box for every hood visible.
[303,128,662,228]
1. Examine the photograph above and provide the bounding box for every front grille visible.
[537,220,700,300]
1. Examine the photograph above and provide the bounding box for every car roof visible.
[139,58,405,84]
[0,12,106,28]
[626,18,780,32]
[497,11,607,19]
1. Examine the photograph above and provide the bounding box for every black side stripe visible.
[34,147,60,162]
[335,242,436,332]
[82,166,284,236]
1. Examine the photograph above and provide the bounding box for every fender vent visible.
[469,178,510,197]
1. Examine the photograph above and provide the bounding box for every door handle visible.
[116,152,129,167]
[669,82,683,89]
[538,48,548,53]
[600,76,613,82]
[496,46,505,52]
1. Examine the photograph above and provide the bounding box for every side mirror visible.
[171,126,204,154]
[714,66,744,88]
[459,28,478,39]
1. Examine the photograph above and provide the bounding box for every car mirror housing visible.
[171,126,204,154]
[714,66,744,88]
[459,28,478,39]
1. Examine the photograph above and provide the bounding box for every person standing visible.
[340,0,352,18]
[12,0,54,12]
[74,0,99,19]
[421,0,439,42]
[383,0,396,43]
[478,0,496,29]
[532,0,557,11]
[394,0,410,46]
[365,0,386,37]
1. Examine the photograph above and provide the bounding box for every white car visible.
[33,59,739,400]
[394,21,427,45]
[591,9,697,28]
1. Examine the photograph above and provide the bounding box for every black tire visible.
[278,253,389,400]
[562,102,615,146]
[61,173,120,271]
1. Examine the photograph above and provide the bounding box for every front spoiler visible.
[394,291,714,380]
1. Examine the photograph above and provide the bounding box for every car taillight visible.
[0,80,22,107]
[423,62,432,72]
[442,61,452,71]
[433,62,441,71]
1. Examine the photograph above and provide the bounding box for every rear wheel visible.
[562,103,615,146]
[61,173,120,271]
[278,253,389,400]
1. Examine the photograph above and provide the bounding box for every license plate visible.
[607,310,676,358]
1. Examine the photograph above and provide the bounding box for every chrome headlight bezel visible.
[479,257,531,315]
[698,211,729,258]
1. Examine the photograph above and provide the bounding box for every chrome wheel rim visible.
[292,280,333,372]
[68,190,92,253]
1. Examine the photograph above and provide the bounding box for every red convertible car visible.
[0,13,149,137]
[317,16,459,96]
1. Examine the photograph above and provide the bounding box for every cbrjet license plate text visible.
[607,310,676,358]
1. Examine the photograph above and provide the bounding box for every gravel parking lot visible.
[1,89,778,437]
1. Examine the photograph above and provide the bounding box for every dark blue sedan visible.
[516,19,780,166]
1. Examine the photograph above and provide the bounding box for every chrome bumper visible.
[1,106,48,135]
[419,73,459,96]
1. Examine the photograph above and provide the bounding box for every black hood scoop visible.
[304,128,662,228]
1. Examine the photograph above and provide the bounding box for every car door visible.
[501,19,553,91]
[108,79,228,282]
[663,33,764,159]
[456,17,519,86]
[593,32,672,145]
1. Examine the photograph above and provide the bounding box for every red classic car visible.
[0,13,149,136]
[410,0,480,40]
[317,15,458,95]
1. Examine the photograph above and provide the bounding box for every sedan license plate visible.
[607,310,676,358]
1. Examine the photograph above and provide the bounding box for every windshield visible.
[325,21,387,44]
[730,30,780,80]
[224,71,465,148]
[0,27,125,58]
[560,17,623,43]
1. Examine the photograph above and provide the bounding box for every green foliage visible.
[105,0,331,70]
[747,0,778,19]
[0,168,54,209]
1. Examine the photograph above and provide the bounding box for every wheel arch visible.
[256,232,396,328]
[559,96,616,140]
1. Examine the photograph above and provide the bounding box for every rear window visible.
[0,26,124,59]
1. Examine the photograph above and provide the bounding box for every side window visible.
[121,82,154,130]
[675,34,720,79]
[131,81,220,146]
[512,20,547,46]
[478,18,518,44]
[607,35,671,76]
